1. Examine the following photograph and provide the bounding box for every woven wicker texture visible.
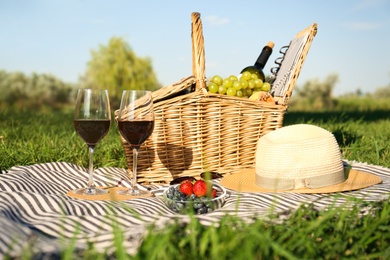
[117,12,317,184]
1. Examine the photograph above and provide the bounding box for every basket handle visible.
[191,12,207,92]
[148,13,205,104]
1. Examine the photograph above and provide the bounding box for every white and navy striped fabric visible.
[1,161,390,257]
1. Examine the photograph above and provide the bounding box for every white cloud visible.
[353,0,388,10]
[344,21,382,31]
[205,15,230,26]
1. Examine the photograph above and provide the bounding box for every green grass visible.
[1,99,390,258]
[283,109,390,168]
[135,199,390,259]
[2,104,390,171]
[0,108,127,171]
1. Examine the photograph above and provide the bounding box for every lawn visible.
[1,100,390,258]
[2,105,390,171]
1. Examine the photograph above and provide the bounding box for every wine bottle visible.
[241,41,274,82]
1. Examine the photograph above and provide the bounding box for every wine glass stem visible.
[131,147,139,194]
[87,146,96,192]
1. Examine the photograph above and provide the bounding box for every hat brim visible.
[220,168,382,194]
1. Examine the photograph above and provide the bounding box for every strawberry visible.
[192,180,208,197]
[179,180,193,196]
[211,189,217,198]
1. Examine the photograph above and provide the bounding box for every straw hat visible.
[220,124,382,193]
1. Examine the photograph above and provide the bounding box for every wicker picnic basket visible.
[117,12,317,184]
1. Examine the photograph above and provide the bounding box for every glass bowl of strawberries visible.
[162,179,227,214]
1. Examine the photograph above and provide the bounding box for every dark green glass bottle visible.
[241,41,274,82]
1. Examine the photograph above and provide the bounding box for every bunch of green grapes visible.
[207,71,271,98]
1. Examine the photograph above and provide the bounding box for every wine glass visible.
[117,90,154,196]
[73,89,111,195]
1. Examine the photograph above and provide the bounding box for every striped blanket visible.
[1,161,390,257]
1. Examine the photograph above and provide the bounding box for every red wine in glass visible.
[73,89,111,195]
[117,120,154,148]
[74,119,111,147]
[117,90,154,196]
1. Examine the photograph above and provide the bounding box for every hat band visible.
[255,169,345,190]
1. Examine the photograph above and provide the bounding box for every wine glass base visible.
[73,187,108,195]
[117,189,151,197]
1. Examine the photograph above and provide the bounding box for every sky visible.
[1,0,389,96]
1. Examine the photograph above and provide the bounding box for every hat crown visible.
[255,124,345,190]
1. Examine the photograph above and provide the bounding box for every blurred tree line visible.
[1,35,389,111]
[0,70,74,110]
[0,37,161,111]
[289,73,390,110]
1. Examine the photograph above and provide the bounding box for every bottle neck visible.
[255,46,273,70]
